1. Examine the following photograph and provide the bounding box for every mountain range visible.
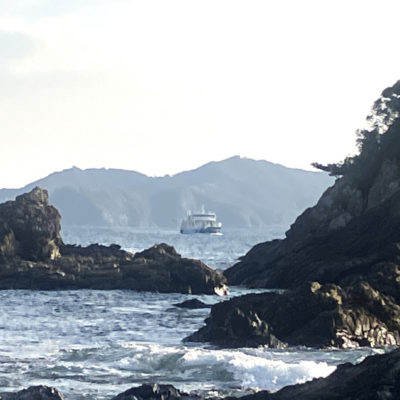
[0,156,334,229]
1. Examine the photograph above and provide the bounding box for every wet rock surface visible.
[0,188,226,294]
[185,281,400,348]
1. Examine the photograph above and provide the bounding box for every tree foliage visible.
[313,80,400,188]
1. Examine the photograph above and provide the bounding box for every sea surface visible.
[60,225,288,271]
[0,227,384,399]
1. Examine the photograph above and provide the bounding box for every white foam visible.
[116,343,335,393]
[181,348,336,392]
[0,285,377,400]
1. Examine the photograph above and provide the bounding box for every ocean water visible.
[60,226,288,271]
[0,227,383,399]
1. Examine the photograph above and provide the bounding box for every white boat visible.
[180,207,222,234]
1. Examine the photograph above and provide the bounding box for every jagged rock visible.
[111,383,201,400]
[0,187,62,261]
[288,176,364,238]
[185,281,400,348]
[367,158,400,209]
[0,188,226,294]
[0,385,65,400]
[116,243,227,294]
[173,299,212,309]
[225,185,400,298]
[0,241,226,294]
[225,81,400,296]
[225,83,400,296]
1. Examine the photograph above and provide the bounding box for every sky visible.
[1,0,400,188]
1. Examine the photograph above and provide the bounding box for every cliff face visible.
[183,81,400,349]
[286,157,400,241]
[225,81,400,292]
[225,161,400,293]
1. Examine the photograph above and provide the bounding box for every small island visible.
[0,187,226,295]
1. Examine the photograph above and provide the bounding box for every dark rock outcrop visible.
[0,187,62,261]
[0,385,65,400]
[111,384,201,400]
[225,83,400,294]
[185,281,400,348]
[0,188,226,294]
[211,82,400,348]
[224,186,400,295]
[173,299,212,309]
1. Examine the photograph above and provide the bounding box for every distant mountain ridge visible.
[0,156,334,229]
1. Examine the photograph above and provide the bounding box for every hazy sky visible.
[1,0,400,188]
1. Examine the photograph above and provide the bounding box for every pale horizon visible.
[1,1,400,188]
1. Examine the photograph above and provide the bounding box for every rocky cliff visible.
[187,80,400,347]
[0,187,63,261]
[225,80,400,292]
[0,187,226,294]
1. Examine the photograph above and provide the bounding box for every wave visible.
[120,343,335,393]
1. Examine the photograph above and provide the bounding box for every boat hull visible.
[180,226,222,234]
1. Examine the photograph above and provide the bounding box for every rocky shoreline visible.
[185,82,400,349]
[2,348,399,400]
[0,187,226,294]
[2,81,400,399]
[185,281,400,348]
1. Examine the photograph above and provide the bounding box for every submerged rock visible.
[185,281,400,348]
[173,299,212,309]
[0,188,226,294]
